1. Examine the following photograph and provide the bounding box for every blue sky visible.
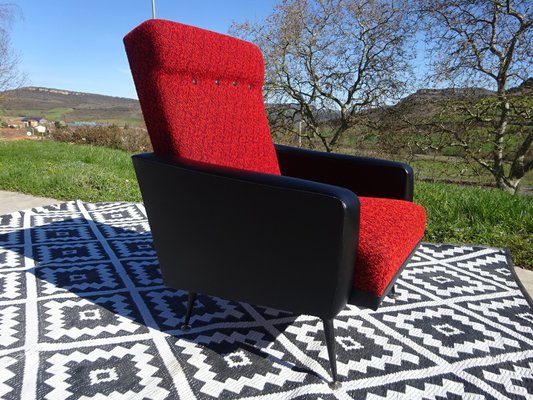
[9,1,277,99]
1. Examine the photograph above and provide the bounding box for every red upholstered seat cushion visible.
[354,197,426,296]
[124,19,280,175]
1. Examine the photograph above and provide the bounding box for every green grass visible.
[415,182,532,268]
[0,140,531,268]
[0,140,140,202]
[45,107,74,120]
[410,159,533,188]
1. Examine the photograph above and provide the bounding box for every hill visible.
[390,80,531,120]
[508,77,533,95]
[1,82,529,127]
[0,87,143,126]
[387,87,495,120]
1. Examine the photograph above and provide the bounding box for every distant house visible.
[35,125,47,134]
[21,117,47,127]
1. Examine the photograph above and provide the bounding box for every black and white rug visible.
[0,201,532,399]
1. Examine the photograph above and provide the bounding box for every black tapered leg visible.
[322,318,341,389]
[181,292,196,331]
[390,285,399,299]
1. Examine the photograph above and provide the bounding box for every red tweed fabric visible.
[123,19,280,175]
[354,197,426,296]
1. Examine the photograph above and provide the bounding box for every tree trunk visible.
[495,175,519,194]
[492,92,513,192]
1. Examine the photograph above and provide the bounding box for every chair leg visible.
[322,318,341,389]
[390,285,400,299]
[181,292,196,331]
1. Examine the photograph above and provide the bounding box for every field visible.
[0,139,531,269]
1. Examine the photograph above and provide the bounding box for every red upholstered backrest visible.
[124,19,280,175]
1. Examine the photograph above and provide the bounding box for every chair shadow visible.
[0,210,322,381]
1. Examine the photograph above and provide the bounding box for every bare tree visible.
[231,0,416,152]
[419,0,532,193]
[0,4,25,98]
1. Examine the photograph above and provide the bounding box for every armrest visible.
[275,144,414,201]
[132,153,359,319]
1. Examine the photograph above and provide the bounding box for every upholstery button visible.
[215,80,220,85]
[233,81,237,86]
[192,79,197,85]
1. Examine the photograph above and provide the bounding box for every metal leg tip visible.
[181,324,191,331]
[328,381,341,390]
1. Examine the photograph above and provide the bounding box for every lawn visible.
[0,139,531,269]
[0,140,140,202]
[415,181,532,269]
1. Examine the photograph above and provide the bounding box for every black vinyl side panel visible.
[133,153,359,319]
[275,144,414,201]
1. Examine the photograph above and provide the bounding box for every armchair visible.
[124,19,426,388]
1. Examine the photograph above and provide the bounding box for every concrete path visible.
[516,268,533,299]
[0,190,60,215]
[0,190,532,300]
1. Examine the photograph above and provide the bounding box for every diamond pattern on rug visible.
[401,264,501,298]
[379,305,524,361]
[35,262,125,296]
[170,327,307,398]
[462,297,533,336]
[455,253,522,289]
[39,292,148,342]
[33,242,107,265]
[279,315,433,381]
[31,225,95,244]
[40,341,178,400]
[464,357,533,399]
[1,200,532,400]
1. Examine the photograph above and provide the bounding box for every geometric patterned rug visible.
[1,201,532,399]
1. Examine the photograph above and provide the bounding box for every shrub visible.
[50,125,152,153]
